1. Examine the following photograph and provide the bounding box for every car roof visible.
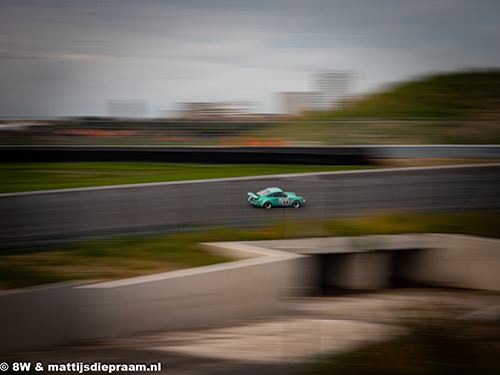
[266,187,283,193]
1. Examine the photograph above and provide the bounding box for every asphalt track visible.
[1,164,499,243]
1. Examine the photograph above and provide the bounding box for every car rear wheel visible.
[264,201,272,209]
[292,200,301,208]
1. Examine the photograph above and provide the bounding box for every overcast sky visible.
[1,0,499,117]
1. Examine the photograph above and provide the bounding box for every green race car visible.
[247,187,305,209]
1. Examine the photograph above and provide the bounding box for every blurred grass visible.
[0,234,233,290]
[242,119,500,145]
[299,318,500,374]
[0,212,499,290]
[0,163,375,194]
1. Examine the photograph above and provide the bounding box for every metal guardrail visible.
[1,145,500,164]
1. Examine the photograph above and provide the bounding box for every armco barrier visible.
[1,164,499,243]
[1,234,499,351]
[1,145,500,163]
[0,146,368,164]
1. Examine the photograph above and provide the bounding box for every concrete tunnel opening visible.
[314,249,429,296]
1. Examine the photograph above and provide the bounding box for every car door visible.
[268,193,279,207]
[275,192,289,206]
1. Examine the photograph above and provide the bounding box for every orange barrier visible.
[220,137,291,146]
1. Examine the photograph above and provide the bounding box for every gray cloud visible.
[0,0,499,117]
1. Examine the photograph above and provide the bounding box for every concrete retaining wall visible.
[417,234,500,291]
[1,234,499,352]
[0,244,309,352]
[245,234,500,291]
[0,282,81,350]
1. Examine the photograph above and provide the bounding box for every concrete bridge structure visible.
[1,233,499,352]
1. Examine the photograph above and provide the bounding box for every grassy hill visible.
[319,70,500,119]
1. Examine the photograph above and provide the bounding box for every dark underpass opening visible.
[315,249,429,296]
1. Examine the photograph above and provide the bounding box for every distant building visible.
[278,92,318,115]
[311,71,357,110]
[277,71,358,115]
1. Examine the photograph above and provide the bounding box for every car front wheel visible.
[264,201,272,209]
[292,200,301,208]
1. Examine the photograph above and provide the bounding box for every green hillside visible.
[320,70,500,119]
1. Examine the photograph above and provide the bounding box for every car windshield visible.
[257,189,270,196]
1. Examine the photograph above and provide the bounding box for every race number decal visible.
[280,198,290,206]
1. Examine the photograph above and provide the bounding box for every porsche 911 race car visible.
[247,187,305,209]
